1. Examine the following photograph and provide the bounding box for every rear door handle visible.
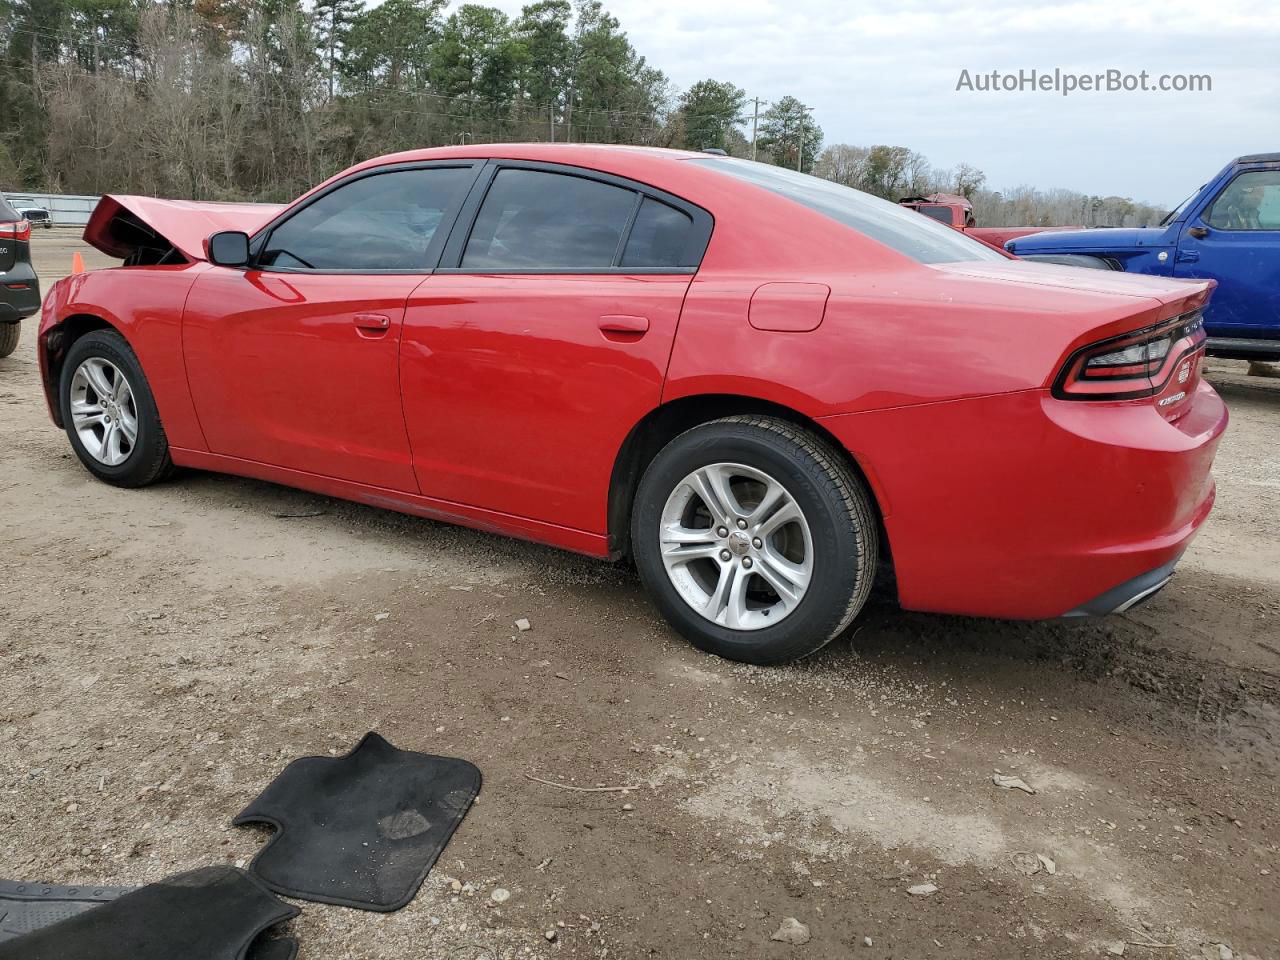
[353,312,391,331]
[598,315,649,337]
[1175,250,1200,263]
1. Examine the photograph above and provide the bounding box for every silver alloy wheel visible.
[659,462,814,630]
[69,357,138,466]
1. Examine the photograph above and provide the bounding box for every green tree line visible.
[0,0,1162,226]
[0,0,822,200]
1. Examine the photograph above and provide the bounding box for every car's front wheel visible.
[631,415,879,664]
[59,329,174,487]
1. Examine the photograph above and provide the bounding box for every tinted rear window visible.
[690,157,1005,264]
[0,197,19,221]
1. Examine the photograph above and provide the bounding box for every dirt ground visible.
[2,229,1277,960]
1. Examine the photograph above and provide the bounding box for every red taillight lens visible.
[0,219,31,242]
[1054,310,1206,400]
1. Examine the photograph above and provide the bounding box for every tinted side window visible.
[1206,170,1280,230]
[462,169,637,270]
[621,198,694,267]
[260,167,471,270]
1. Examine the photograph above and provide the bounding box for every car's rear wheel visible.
[59,329,174,487]
[631,415,878,664]
[0,322,19,358]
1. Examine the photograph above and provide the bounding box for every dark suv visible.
[0,195,40,357]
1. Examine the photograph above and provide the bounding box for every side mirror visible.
[1187,225,1209,239]
[206,230,250,267]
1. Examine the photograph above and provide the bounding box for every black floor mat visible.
[247,936,299,960]
[234,732,481,911]
[0,867,297,960]
[0,879,130,942]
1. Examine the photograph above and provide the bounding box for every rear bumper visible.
[0,290,40,321]
[1,261,41,320]
[1063,556,1180,616]
[818,381,1227,619]
[1206,336,1280,361]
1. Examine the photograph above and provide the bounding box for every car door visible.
[1174,167,1280,335]
[182,162,479,492]
[399,162,713,534]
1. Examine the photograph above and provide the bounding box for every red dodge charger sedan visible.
[37,145,1227,663]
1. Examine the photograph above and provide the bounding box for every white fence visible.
[1,192,100,227]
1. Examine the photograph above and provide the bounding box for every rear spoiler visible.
[84,195,285,263]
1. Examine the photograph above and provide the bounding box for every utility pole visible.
[327,6,337,101]
[750,97,762,161]
[796,104,813,172]
[549,102,555,143]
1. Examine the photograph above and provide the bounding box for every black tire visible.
[59,329,174,487]
[0,322,18,358]
[631,415,879,665]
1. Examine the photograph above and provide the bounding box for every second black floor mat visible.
[233,731,481,911]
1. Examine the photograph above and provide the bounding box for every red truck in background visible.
[898,193,1082,251]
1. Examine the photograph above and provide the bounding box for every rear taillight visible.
[1054,310,1206,400]
[0,219,31,242]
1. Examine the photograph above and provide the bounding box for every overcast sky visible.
[478,0,1278,207]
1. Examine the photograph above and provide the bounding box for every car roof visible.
[340,143,707,181]
[375,143,704,161]
[1236,152,1280,164]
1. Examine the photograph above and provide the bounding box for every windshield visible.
[689,157,1006,264]
[1159,186,1202,226]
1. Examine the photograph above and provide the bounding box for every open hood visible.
[84,195,285,263]
[1007,226,1168,254]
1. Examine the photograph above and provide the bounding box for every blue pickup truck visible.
[1009,153,1280,362]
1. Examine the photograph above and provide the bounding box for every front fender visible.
[38,265,210,449]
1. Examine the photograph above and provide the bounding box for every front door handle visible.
[353,313,391,332]
[1176,250,1200,263]
[598,315,649,339]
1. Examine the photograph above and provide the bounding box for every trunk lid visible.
[936,259,1213,311]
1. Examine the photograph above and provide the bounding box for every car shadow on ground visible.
[168,467,1272,682]
[141,464,1280,769]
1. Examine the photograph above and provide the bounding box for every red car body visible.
[38,144,1226,620]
